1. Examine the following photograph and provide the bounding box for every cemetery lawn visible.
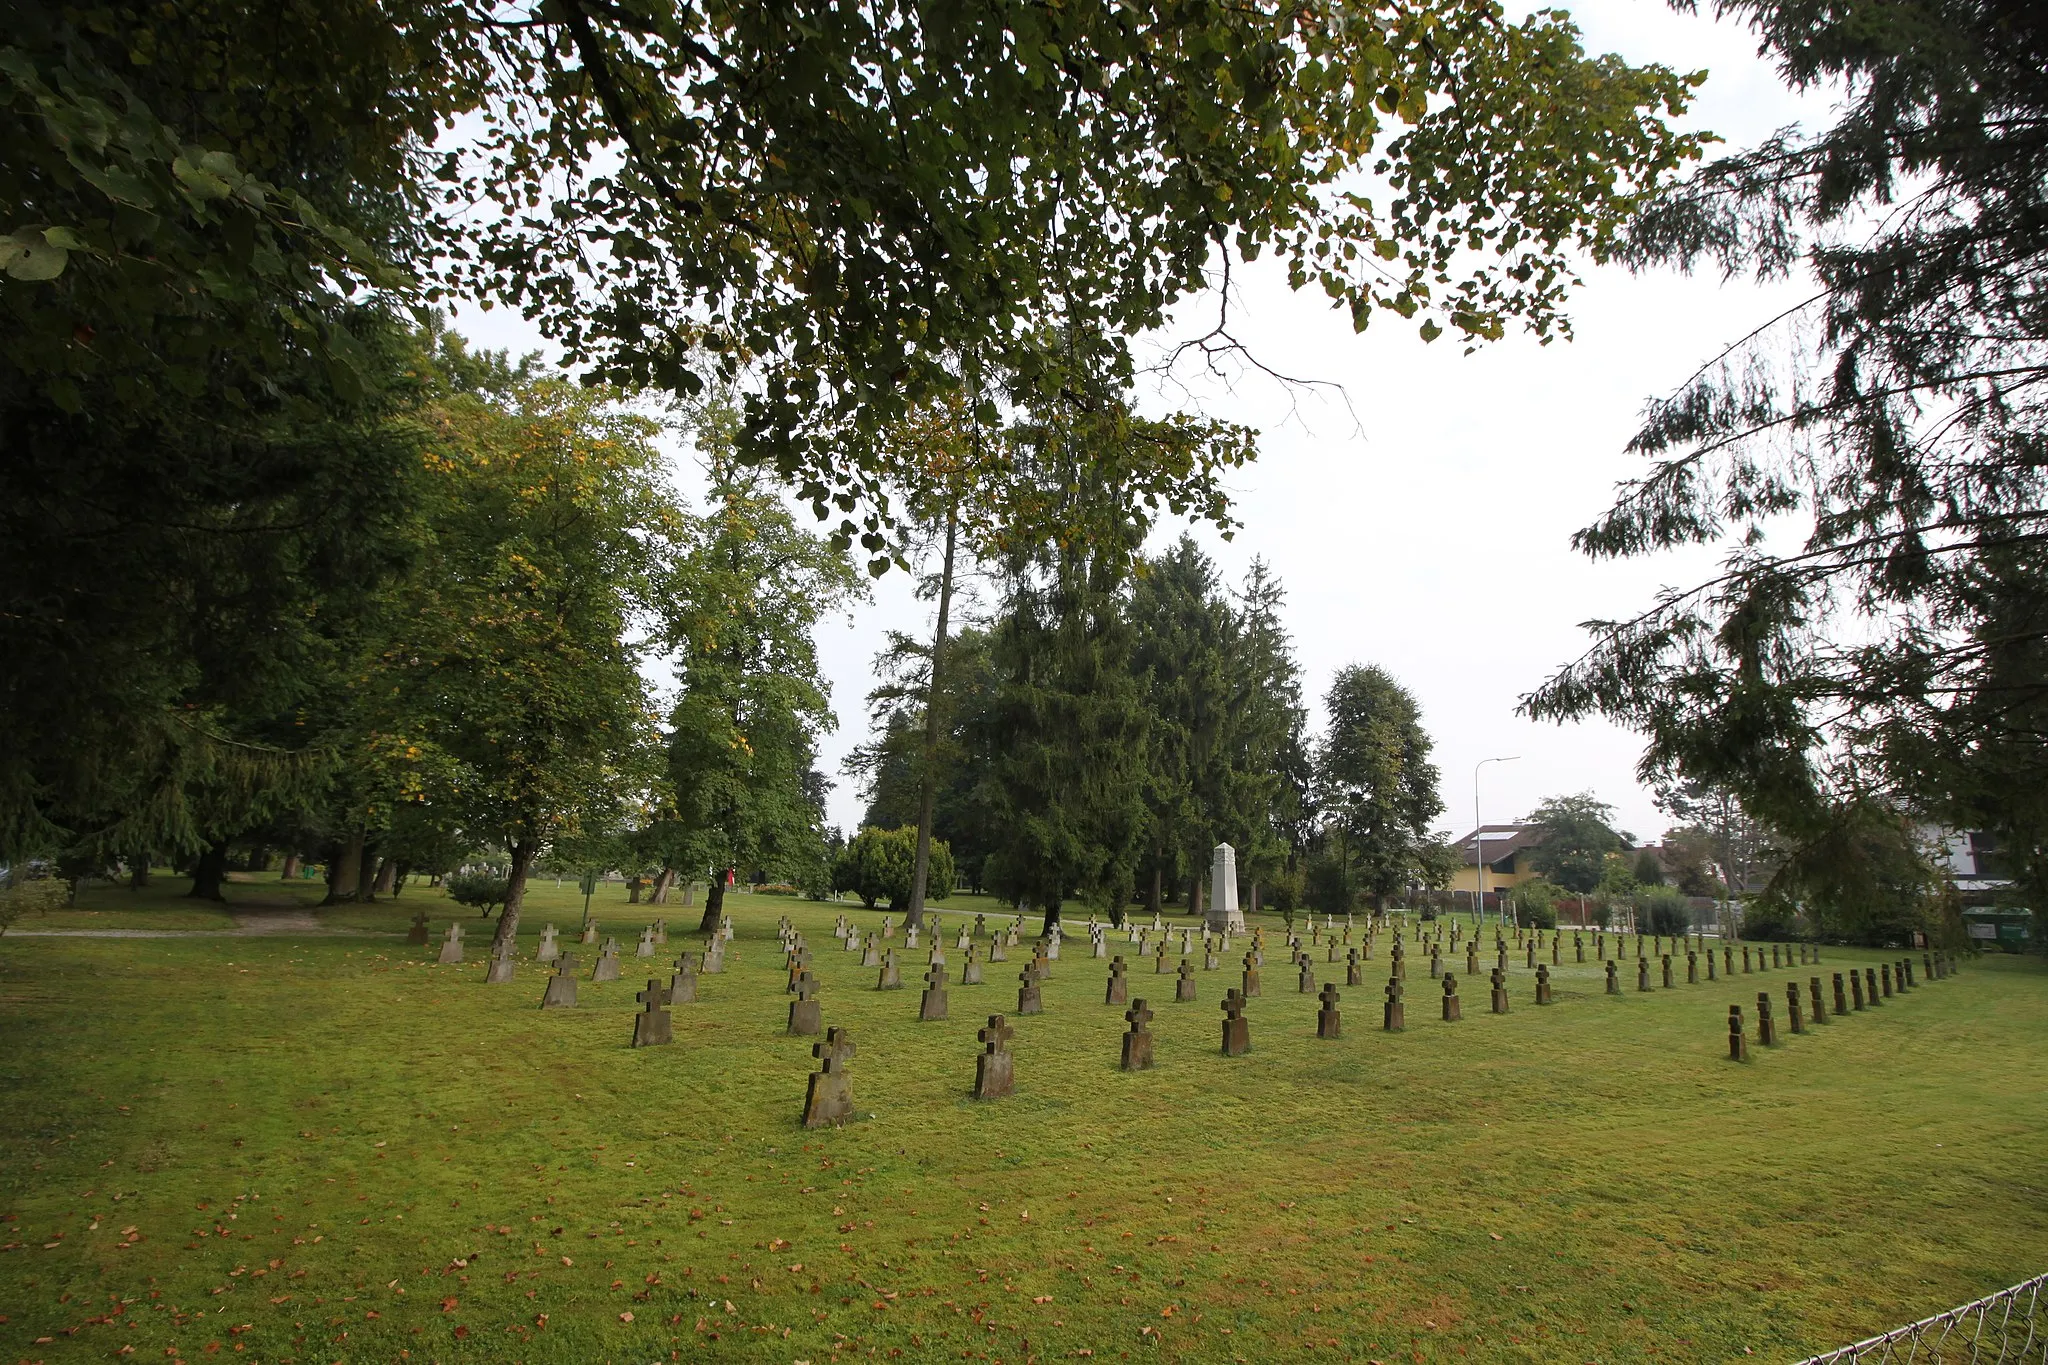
[3,888,2046,1365]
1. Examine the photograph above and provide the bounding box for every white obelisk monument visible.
[1207,842,1245,932]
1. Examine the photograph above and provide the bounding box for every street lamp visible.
[1473,756,1520,932]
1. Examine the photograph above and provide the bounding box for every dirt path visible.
[9,904,393,940]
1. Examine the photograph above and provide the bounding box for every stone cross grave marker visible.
[1728,1005,1751,1062]
[1723,944,1734,976]
[1865,966,1882,1006]
[920,962,949,1021]
[1786,981,1805,1034]
[1440,972,1461,1022]
[876,948,903,991]
[1120,1000,1155,1072]
[631,979,674,1048]
[1316,982,1342,1039]
[1105,956,1129,1006]
[1156,940,1171,975]
[1605,960,1621,995]
[1637,957,1652,992]
[861,933,882,968]
[592,937,622,982]
[1204,937,1219,971]
[802,1028,857,1128]
[1687,951,1698,984]
[1490,966,1511,1014]
[541,954,578,1010]
[973,1014,1017,1097]
[1574,933,1585,963]
[957,924,972,951]
[1834,972,1850,1015]
[667,951,699,1005]
[1220,989,1251,1056]
[786,944,812,992]
[636,927,656,958]
[1346,948,1364,987]
[409,910,431,946]
[1662,954,1674,989]
[701,934,725,973]
[1241,951,1261,999]
[582,919,599,945]
[961,942,983,986]
[906,925,920,950]
[1297,952,1315,993]
[1535,963,1553,1005]
[1384,973,1407,1031]
[1808,976,1828,1024]
[438,923,465,965]
[537,924,560,963]
[486,937,517,985]
[1742,945,1753,974]
[787,968,821,1034]
[1707,949,1718,982]
[1466,940,1479,976]
[1756,990,1778,1046]
[1175,960,1197,1002]
[1849,969,1865,1010]
[1016,964,1042,1015]
[881,915,894,939]
[989,934,1008,963]
[1526,940,1536,969]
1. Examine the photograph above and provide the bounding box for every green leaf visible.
[172,155,234,200]
[1,229,68,280]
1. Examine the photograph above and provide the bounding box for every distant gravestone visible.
[1605,960,1621,996]
[1297,953,1315,993]
[1574,933,1585,963]
[540,954,578,1010]
[591,937,622,982]
[1316,982,1342,1039]
[1728,1005,1751,1062]
[802,1028,857,1128]
[1525,940,1536,969]
[1835,971,1852,1015]
[1661,954,1674,989]
[881,915,894,939]
[1707,950,1718,982]
[918,961,949,1021]
[409,910,430,946]
[1105,955,1130,1006]
[961,942,983,986]
[1850,970,1866,1010]
[1220,989,1251,1056]
[1241,951,1261,999]
[1535,963,1553,1006]
[1863,966,1881,1006]
[700,934,725,974]
[876,948,903,991]
[1723,944,1734,976]
[787,968,821,1034]
[1786,981,1805,1034]
[1391,939,1406,981]
[1203,937,1220,971]
[1637,957,1651,993]
[957,924,972,951]
[1120,1001,1155,1072]
[1440,972,1461,1022]
[1490,966,1510,1014]
[1156,941,1172,975]
[1016,965,1042,1016]
[1384,974,1407,1032]
[581,919,599,945]
[1686,951,1698,984]
[631,980,673,1048]
[485,938,516,985]
[669,951,699,1005]
[438,923,465,965]
[974,913,987,939]
[861,933,882,968]
[636,927,657,958]
[988,934,1008,963]
[1346,948,1364,987]
[785,944,812,992]
[1466,941,1479,976]
[1742,945,1753,974]
[1808,976,1828,1024]
[971,1014,1017,1097]
[537,924,560,963]
[1771,943,1782,969]
[1093,930,1109,961]
[1175,960,1197,1002]
[1755,990,1778,1046]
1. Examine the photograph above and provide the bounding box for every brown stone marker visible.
[540,954,578,1010]
[1175,961,1197,1003]
[485,938,517,985]
[1723,944,1734,976]
[1346,948,1364,987]
[1742,945,1752,974]
[1880,962,1894,998]
[1637,957,1652,993]
[973,1014,1018,1096]
[1728,1005,1751,1062]
[802,1028,857,1128]
[1906,957,1918,987]
[1864,966,1881,1006]
[667,951,700,1005]
[631,980,673,1048]
[960,942,983,985]
[787,968,821,1034]
[1535,963,1553,1006]
[1574,933,1585,963]
[1105,956,1129,1006]
[1441,972,1462,1022]
[861,933,881,967]
[1786,981,1805,1034]
[1687,951,1699,984]
[1242,951,1262,999]
[1924,952,1936,982]
[1297,953,1315,993]
[1314,981,1343,1039]
[1119,1001,1155,1072]
[1707,950,1718,981]
[701,934,726,973]
[1809,976,1828,1024]
[636,927,657,959]
[1384,975,1407,1031]
[1466,941,1480,976]
[876,948,903,991]
[591,938,622,982]
[1017,965,1043,1016]
[1490,966,1511,1014]
[1220,989,1252,1056]
[1833,972,1850,1015]
[988,934,1007,963]
[409,911,431,946]
[1606,960,1621,995]
[920,962,949,1021]
[438,923,465,965]
[1755,990,1777,1046]
[1771,943,1781,969]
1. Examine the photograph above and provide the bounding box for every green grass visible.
[3,885,2045,1365]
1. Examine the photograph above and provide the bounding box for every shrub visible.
[1635,886,1692,936]
[831,827,954,909]
[444,870,510,916]
[1510,878,1563,929]
[1739,896,1800,941]
[0,876,69,935]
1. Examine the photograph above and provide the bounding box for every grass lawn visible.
[2,881,2044,1365]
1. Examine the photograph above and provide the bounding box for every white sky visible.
[450,0,1829,849]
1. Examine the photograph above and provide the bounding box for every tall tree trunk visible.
[1147,863,1163,920]
[491,839,536,953]
[352,841,379,901]
[681,879,696,907]
[906,499,959,932]
[1192,874,1205,919]
[697,870,728,935]
[128,856,150,890]
[1250,882,1260,916]
[371,857,397,897]
[650,866,675,904]
[188,841,230,901]
[323,832,364,905]
[279,851,300,881]
[1041,901,1061,936]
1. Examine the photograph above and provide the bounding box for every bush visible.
[1262,864,1304,914]
[831,827,954,909]
[1739,896,1799,941]
[1302,855,1354,917]
[1635,886,1692,936]
[0,876,69,935]
[1510,878,1563,929]
[445,870,510,916]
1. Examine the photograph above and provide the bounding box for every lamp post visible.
[1473,756,1520,932]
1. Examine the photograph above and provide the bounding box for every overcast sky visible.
[451,0,1829,849]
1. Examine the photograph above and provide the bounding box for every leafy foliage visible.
[1313,664,1444,907]
[831,826,955,911]
[1522,793,1625,895]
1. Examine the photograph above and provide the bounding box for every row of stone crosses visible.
[1724,951,1962,1060]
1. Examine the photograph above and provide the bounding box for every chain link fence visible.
[1800,1273,2047,1363]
